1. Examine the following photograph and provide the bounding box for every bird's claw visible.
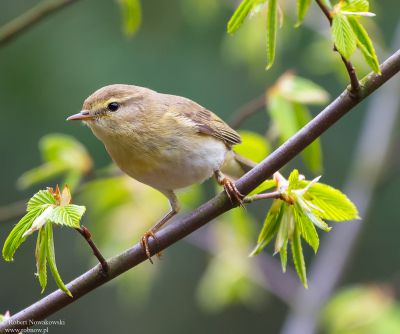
[140,230,162,264]
[222,177,245,207]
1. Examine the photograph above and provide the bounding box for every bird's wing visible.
[169,99,242,146]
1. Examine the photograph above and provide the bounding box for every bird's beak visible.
[66,110,93,121]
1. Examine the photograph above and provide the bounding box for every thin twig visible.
[0,51,399,333]
[229,93,267,129]
[315,0,361,97]
[0,0,79,47]
[75,226,109,274]
[244,191,282,203]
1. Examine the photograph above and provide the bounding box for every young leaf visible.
[250,199,283,256]
[296,0,311,27]
[227,0,255,34]
[18,134,92,190]
[300,181,360,221]
[119,0,142,37]
[277,73,329,105]
[266,0,278,69]
[288,169,300,191]
[2,207,46,261]
[234,131,270,163]
[294,202,319,252]
[291,225,308,288]
[35,227,48,292]
[341,0,369,13]
[45,223,72,297]
[49,205,86,228]
[347,16,380,74]
[268,94,298,141]
[332,13,357,59]
[27,189,56,211]
[275,204,291,254]
[280,239,288,272]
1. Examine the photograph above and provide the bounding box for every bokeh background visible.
[0,0,399,333]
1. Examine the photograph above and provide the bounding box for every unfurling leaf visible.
[119,0,142,37]
[18,134,92,190]
[296,0,311,26]
[332,13,357,59]
[250,199,283,256]
[2,208,46,261]
[341,0,369,13]
[347,16,380,74]
[227,0,256,34]
[291,224,308,288]
[251,170,359,287]
[266,0,278,69]
[2,185,85,296]
[45,222,72,297]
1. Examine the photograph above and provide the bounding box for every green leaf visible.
[234,131,270,163]
[275,204,292,253]
[45,223,72,297]
[17,162,67,190]
[296,0,311,26]
[291,224,308,288]
[347,16,380,74]
[268,94,298,141]
[119,0,142,37]
[277,73,330,105]
[2,207,46,261]
[341,0,369,13]
[280,239,288,272]
[227,0,255,34]
[248,179,276,196]
[293,103,323,173]
[18,134,92,190]
[35,227,48,292]
[27,189,56,211]
[266,0,278,69]
[250,199,283,256]
[49,205,86,228]
[294,202,319,252]
[288,169,300,193]
[332,13,357,59]
[300,181,359,221]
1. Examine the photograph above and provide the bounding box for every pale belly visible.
[105,136,228,191]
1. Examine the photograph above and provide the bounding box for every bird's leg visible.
[76,225,109,275]
[214,170,244,206]
[140,191,180,264]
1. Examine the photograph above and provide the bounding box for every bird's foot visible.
[221,177,245,207]
[140,230,162,264]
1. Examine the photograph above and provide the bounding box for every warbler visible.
[67,84,253,262]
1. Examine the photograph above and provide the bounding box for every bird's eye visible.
[107,102,119,112]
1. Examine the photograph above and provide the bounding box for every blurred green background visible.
[0,0,399,333]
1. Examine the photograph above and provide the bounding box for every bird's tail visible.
[221,150,257,179]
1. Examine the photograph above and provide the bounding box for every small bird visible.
[67,84,252,262]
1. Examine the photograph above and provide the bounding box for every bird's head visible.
[67,84,149,132]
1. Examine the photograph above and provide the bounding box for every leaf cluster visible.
[251,169,359,287]
[2,186,86,296]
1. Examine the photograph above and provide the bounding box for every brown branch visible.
[0,0,79,47]
[229,93,267,129]
[315,0,361,97]
[0,50,399,333]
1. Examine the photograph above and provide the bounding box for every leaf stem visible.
[75,226,109,275]
[315,0,361,98]
[244,191,282,203]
